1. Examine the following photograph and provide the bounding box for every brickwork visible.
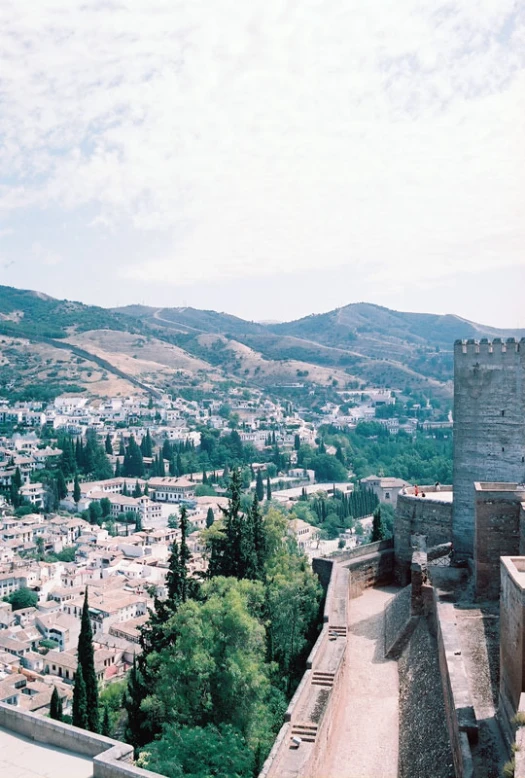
[394,490,453,585]
[474,484,524,599]
[453,338,525,557]
[499,557,525,738]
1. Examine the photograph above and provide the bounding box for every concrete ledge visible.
[0,702,161,778]
[433,592,478,778]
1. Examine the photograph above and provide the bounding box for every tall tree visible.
[371,507,386,542]
[49,686,63,721]
[77,589,99,733]
[255,469,264,502]
[266,476,272,502]
[73,474,81,505]
[56,469,68,501]
[124,656,151,750]
[72,664,88,730]
[206,507,215,529]
[105,433,113,455]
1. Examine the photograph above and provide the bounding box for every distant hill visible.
[1,285,523,401]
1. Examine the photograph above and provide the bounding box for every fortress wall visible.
[453,338,525,558]
[474,486,523,599]
[394,493,453,585]
[431,591,477,778]
[344,545,394,597]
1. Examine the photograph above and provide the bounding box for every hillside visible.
[1,285,523,401]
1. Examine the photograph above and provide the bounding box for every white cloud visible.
[0,0,524,316]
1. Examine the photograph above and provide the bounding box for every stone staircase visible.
[311,670,335,688]
[290,722,318,746]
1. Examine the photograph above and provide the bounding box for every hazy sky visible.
[0,1,524,326]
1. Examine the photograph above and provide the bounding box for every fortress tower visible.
[453,338,525,557]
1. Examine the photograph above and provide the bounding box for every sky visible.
[0,0,524,327]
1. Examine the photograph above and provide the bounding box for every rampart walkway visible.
[322,586,400,778]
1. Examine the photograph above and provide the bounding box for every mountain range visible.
[0,284,523,402]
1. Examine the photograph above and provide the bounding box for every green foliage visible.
[72,664,88,730]
[139,723,254,778]
[49,686,63,721]
[122,435,145,478]
[321,424,452,484]
[371,507,387,542]
[4,587,38,610]
[206,507,214,529]
[77,590,99,732]
[194,484,216,497]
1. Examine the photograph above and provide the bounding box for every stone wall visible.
[0,702,160,778]
[394,491,453,585]
[474,485,523,599]
[343,543,394,598]
[499,557,525,743]
[432,591,477,778]
[453,338,525,558]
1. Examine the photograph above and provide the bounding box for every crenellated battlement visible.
[454,337,524,357]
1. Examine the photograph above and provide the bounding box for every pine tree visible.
[266,476,272,501]
[77,589,99,732]
[49,686,63,721]
[73,475,81,505]
[206,507,215,529]
[255,469,264,501]
[72,664,88,729]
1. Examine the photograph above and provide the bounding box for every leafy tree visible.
[139,723,254,778]
[49,686,63,721]
[100,497,112,518]
[310,454,347,482]
[89,501,103,525]
[77,589,99,733]
[72,664,89,730]
[4,587,38,611]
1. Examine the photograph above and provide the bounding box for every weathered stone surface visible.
[453,339,525,558]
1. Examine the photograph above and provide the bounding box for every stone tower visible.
[452,338,525,557]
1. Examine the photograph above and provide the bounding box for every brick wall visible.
[394,493,453,585]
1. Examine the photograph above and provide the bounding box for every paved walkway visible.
[0,726,93,778]
[322,586,400,778]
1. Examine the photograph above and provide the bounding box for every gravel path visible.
[322,587,400,778]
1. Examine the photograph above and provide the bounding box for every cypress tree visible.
[73,475,81,505]
[105,434,113,455]
[56,470,68,501]
[72,664,88,729]
[77,589,99,733]
[133,480,142,498]
[206,507,215,528]
[255,469,264,501]
[101,704,111,737]
[49,686,63,721]
[266,476,272,501]
[124,656,151,749]
[115,459,121,477]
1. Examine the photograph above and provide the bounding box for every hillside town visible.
[0,384,404,721]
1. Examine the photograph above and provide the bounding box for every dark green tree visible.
[105,434,113,455]
[4,586,38,610]
[49,686,63,721]
[101,704,111,737]
[73,474,81,505]
[206,507,215,529]
[56,469,68,501]
[72,663,88,730]
[371,506,386,542]
[255,469,264,501]
[133,480,142,498]
[77,589,99,732]
[266,476,272,502]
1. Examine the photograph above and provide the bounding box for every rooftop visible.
[0,726,92,778]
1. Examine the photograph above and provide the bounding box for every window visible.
[385,492,390,500]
